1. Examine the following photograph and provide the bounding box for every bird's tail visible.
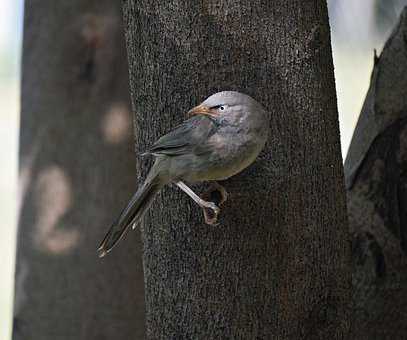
[98,170,163,258]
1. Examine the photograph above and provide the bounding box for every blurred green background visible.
[0,1,406,339]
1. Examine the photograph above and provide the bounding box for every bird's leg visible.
[175,181,220,225]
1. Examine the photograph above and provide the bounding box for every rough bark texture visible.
[345,7,407,340]
[123,1,350,339]
[13,1,145,339]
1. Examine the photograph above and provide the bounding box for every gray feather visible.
[147,115,218,157]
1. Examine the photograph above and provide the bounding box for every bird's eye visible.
[209,104,227,111]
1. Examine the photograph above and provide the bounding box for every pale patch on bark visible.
[101,102,131,144]
[34,166,79,254]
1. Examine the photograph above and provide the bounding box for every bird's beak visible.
[187,104,216,118]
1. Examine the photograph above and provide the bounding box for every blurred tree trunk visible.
[123,1,350,339]
[345,7,407,340]
[13,1,145,339]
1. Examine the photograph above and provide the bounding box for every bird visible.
[98,91,269,257]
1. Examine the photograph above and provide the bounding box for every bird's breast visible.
[190,129,265,181]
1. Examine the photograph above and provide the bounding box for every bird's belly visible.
[203,153,256,180]
[184,140,263,182]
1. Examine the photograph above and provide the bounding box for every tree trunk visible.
[344,7,407,340]
[13,1,145,339]
[123,1,350,339]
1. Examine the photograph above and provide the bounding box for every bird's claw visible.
[208,182,228,206]
[201,182,228,225]
[203,202,220,225]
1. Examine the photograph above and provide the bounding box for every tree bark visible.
[13,1,145,339]
[123,1,350,339]
[344,7,407,340]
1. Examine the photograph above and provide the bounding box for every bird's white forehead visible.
[202,91,254,107]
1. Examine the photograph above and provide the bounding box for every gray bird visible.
[98,91,269,257]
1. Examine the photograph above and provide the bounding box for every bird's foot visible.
[174,180,227,225]
[201,182,228,225]
[203,202,220,225]
[209,182,228,206]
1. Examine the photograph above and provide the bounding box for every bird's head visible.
[188,91,267,125]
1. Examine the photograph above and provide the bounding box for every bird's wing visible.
[147,115,218,157]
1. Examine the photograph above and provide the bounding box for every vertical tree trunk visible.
[13,1,145,339]
[345,7,407,339]
[123,1,350,339]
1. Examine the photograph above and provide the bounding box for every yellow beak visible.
[187,104,217,118]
